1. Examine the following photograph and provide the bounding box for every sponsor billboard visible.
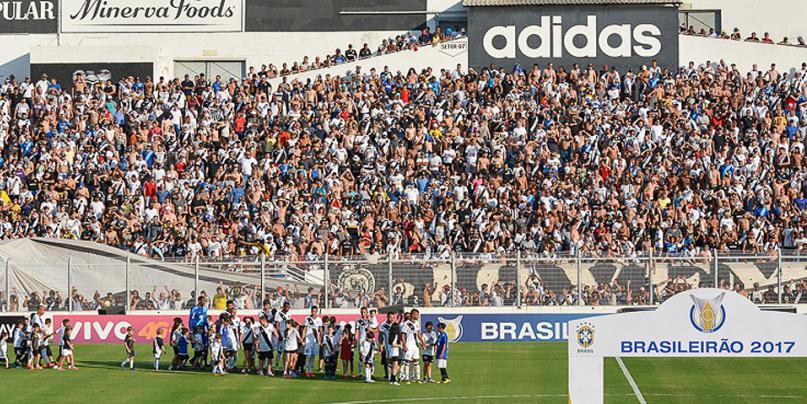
[0,0,57,33]
[245,0,426,32]
[51,312,602,344]
[51,313,376,344]
[30,62,154,91]
[422,313,601,343]
[467,4,679,71]
[0,314,26,336]
[60,0,243,33]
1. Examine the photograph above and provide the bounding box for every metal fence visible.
[2,251,806,312]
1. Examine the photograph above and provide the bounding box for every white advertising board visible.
[569,288,807,403]
[60,0,243,33]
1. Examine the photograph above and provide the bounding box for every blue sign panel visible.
[421,313,605,343]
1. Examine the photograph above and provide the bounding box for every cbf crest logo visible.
[690,292,727,333]
[437,315,464,342]
[576,322,595,350]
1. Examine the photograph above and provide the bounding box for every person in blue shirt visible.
[177,327,191,369]
[435,323,450,383]
[188,296,209,365]
[189,296,209,333]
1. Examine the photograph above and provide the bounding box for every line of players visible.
[158,296,451,384]
[0,306,77,370]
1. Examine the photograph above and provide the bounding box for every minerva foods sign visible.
[61,0,243,33]
[467,4,679,71]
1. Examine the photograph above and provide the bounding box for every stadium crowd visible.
[270,26,466,77]
[680,25,807,47]
[1,50,807,309]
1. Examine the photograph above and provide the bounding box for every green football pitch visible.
[2,342,807,403]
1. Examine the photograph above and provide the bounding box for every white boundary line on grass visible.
[322,392,805,404]
[321,395,557,404]
[616,357,647,404]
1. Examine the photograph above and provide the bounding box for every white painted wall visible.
[684,0,807,41]
[680,35,807,73]
[0,30,417,81]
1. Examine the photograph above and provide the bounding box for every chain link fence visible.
[3,252,807,312]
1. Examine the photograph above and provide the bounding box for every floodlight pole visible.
[67,255,72,312]
[713,249,719,288]
[777,249,783,304]
[125,256,130,314]
[194,257,199,300]
[260,254,266,306]
[649,251,655,306]
[576,249,583,307]
[323,253,329,309]
[4,258,9,312]
[450,252,455,308]
[516,251,522,309]
[388,254,393,306]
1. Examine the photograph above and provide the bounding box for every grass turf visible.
[1,343,806,403]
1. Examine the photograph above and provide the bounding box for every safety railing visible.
[1,251,805,312]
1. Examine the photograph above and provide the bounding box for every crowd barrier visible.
[3,252,806,313]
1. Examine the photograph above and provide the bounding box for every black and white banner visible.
[60,0,243,33]
[0,0,58,33]
[31,62,154,90]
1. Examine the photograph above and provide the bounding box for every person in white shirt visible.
[360,331,377,383]
[274,302,291,370]
[302,306,323,377]
[31,305,46,329]
[0,330,8,368]
[402,309,425,383]
[422,321,438,382]
[55,318,69,369]
[283,319,301,377]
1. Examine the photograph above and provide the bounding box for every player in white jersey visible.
[274,302,291,370]
[355,307,372,367]
[55,319,69,369]
[302,306,323,377]
[402,309,425,383]
[255,314,278,376]
[422,321,438,382]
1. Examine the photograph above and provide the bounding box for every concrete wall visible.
[684,0,807,41]
[680,35,807,73]
[1,30,419,81]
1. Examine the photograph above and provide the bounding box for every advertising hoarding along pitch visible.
[60,0,243,33]
[50,312,601,344]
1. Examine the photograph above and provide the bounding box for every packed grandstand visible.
[2,49,807,312]
[0,0,806,317]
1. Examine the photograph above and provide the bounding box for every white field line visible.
[616,357,647,404]
[322,392,804,404]
[321,395,552,404]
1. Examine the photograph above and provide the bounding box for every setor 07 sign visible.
[468,4,679,72]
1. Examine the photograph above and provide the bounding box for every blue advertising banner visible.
[421,313,605,343]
